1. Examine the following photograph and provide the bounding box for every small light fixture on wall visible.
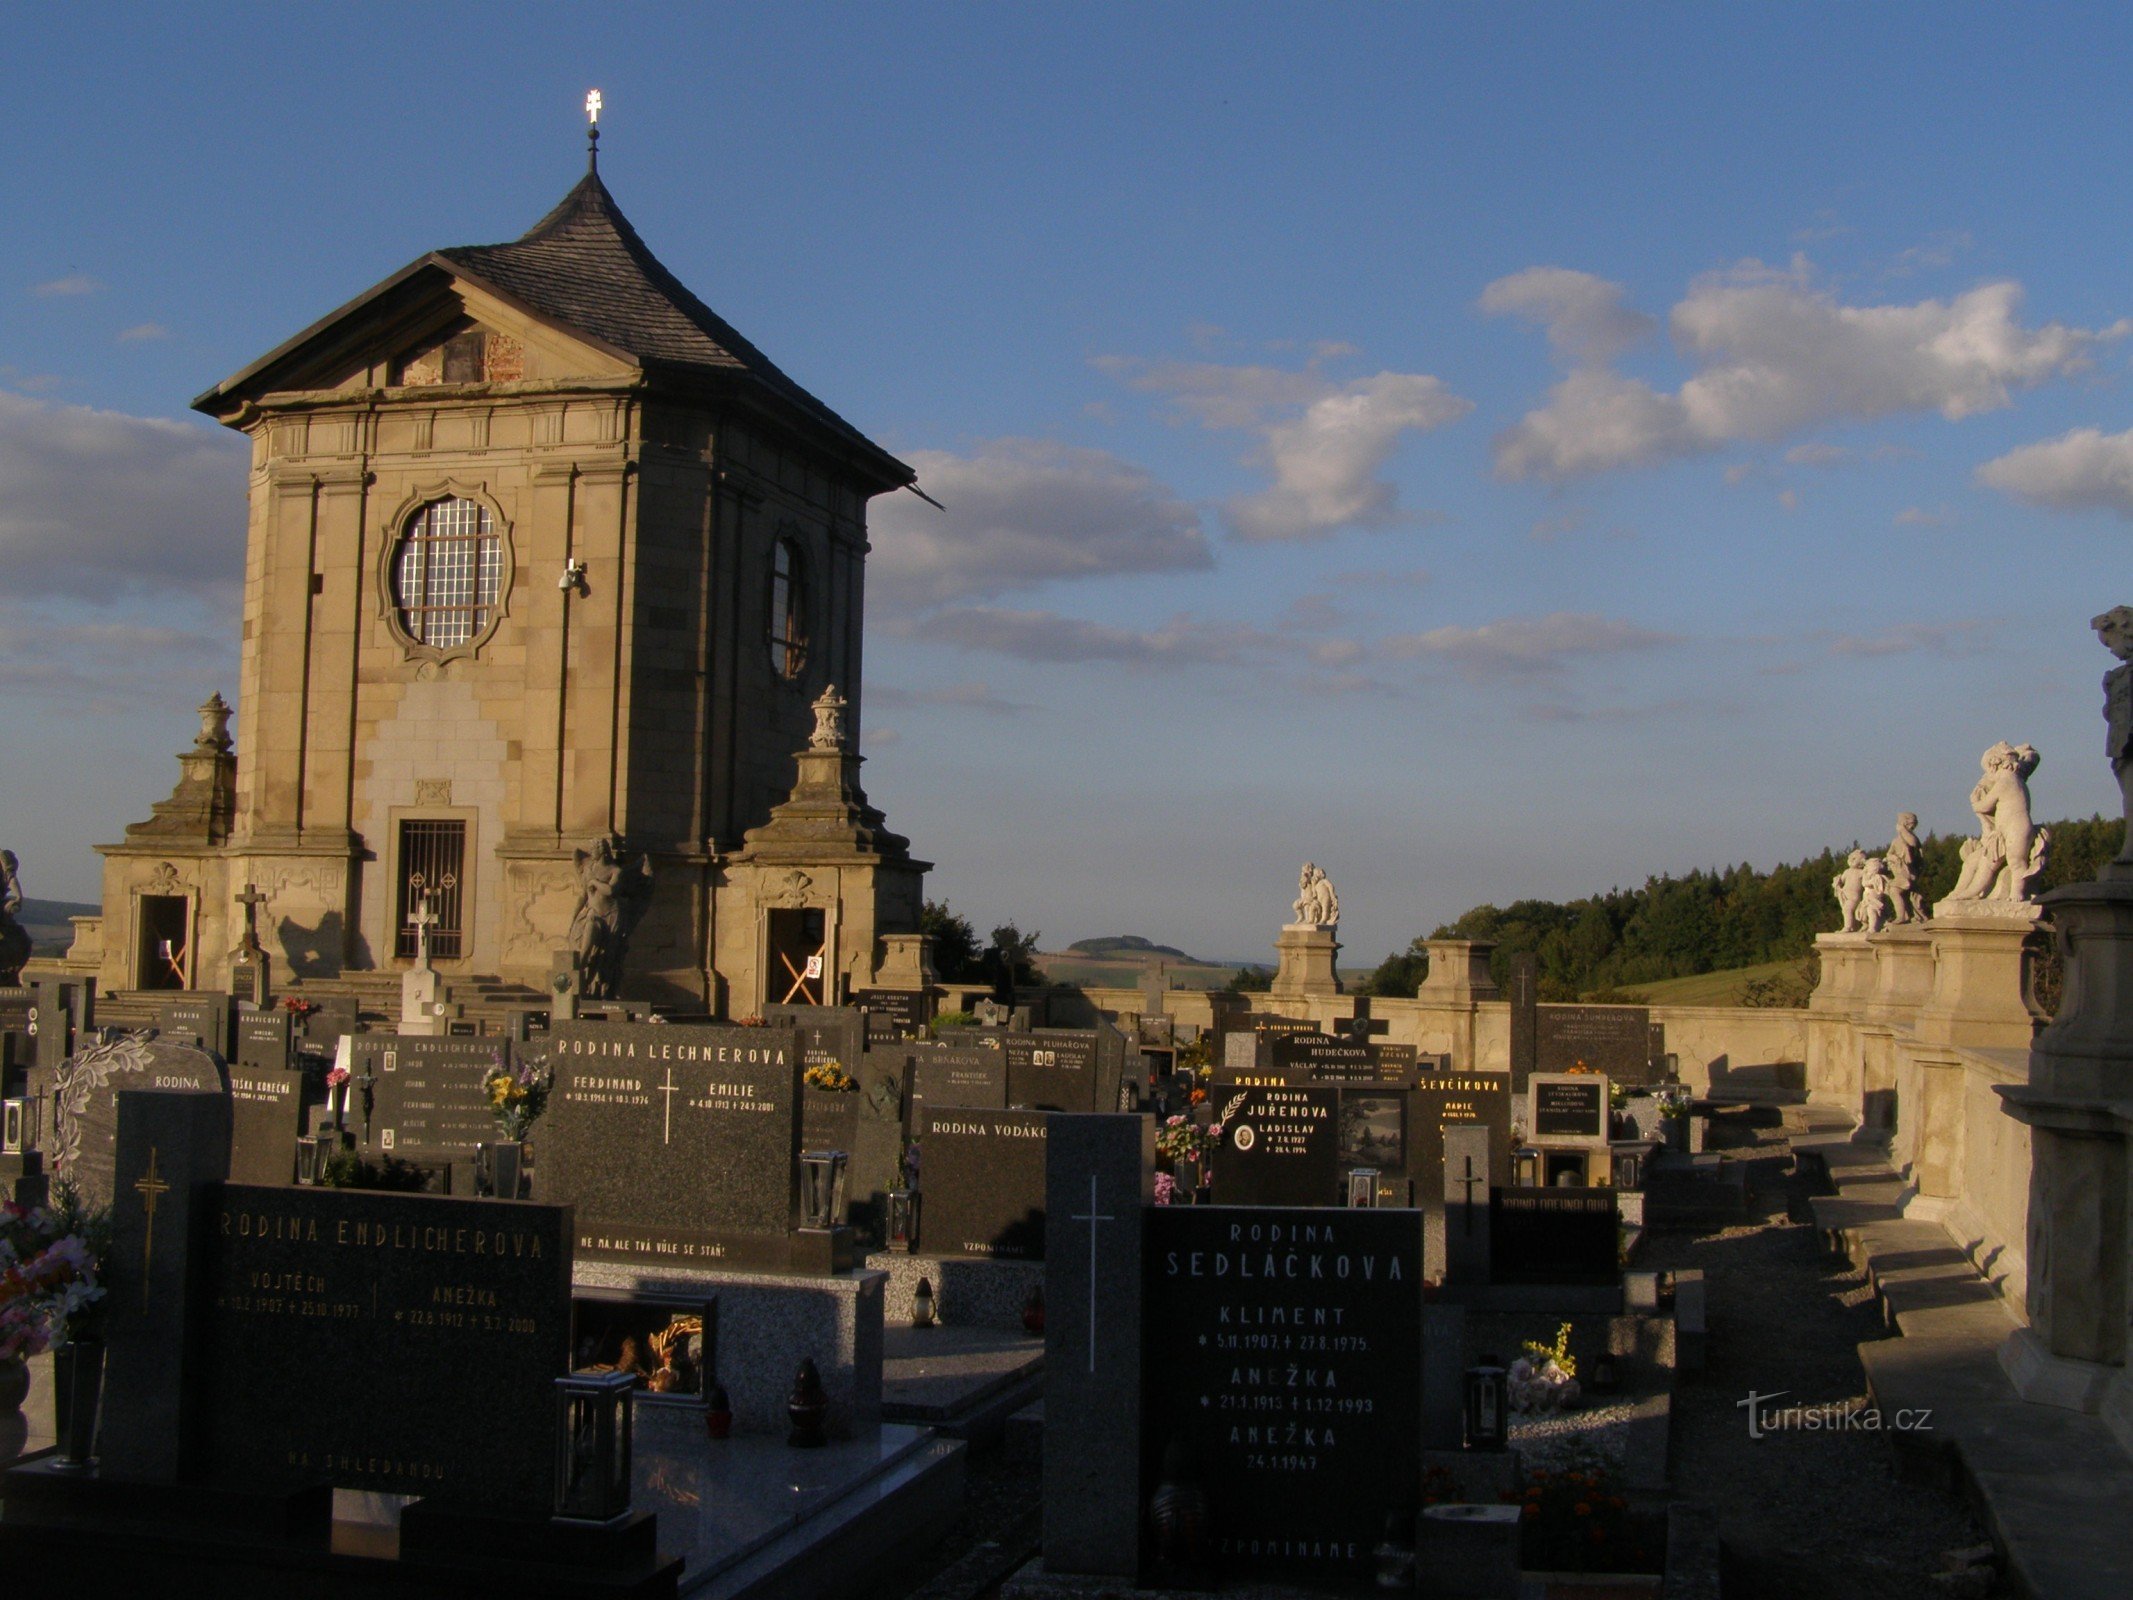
[559,557,588,594]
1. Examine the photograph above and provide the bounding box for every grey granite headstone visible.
[1042,1114,1153,1578]
[154,992,233,1058]
[226,1065,308,1187]
[352,1035,503,1161]
[906,1045,1008,1128]
[99,1088,232,1482]
[917,1108,1048,1259]
[52,1032,227,1208]
[763,1004,868,1077]
[1005,1029,1101,1111]
[1538,1004,1657,1087]
[536,1021,799,1269]
[1442,1124,1494,1285]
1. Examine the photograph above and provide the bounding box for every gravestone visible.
[100,1088,233,1482]
[192,1185,573,1510]
[1508,952,1538,1091]
[29,976,93,1070]
[855,988,928,1043]
[537,1021,799,1269]
[1491,1188,1619,1285]
[1530,1074,1609,1142]
[51,1032,227,1207]
[352,1035,504,1161]
[299,995,359,1048]
[800,1086,862,1163]
[233,1009,296,1075]
[848,1055,912,1238]
[1334,1088,1406,1205]
[1537,1004,1658,1087]
[225,1065,308,1187]
[1270,1033,1376,1083]
[1410,1068,1514,1210]
[763,1004,867,1078]
[1043,1114,1153,1578]
[1442,1124,1494,1285]
[1142,1207,1424,1583]
[154,992,233,1058]
[1006,1029,1100,1112]
[905,1046,1008,1128]
[1209,1084,1340,1207]
[915,1107,1048,1259]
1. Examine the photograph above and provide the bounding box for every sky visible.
[5,4,2133,964]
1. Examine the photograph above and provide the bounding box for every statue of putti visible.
[1885,813,1929,924]
[1941,742,2050,907]
[2095,606,2133,875]
[1290,862,1339,929]
[1832,849,1869,932]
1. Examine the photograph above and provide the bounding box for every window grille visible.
[397,818,467,960]
[393,498,502,649]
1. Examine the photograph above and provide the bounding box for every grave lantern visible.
[553,1369,636,1525]
[885,1186,920,1252]
[1512,1146,1541,1187]
[1345,1168,1379,1207]
[1463,1356,1508,1451]
[798,1149,849,1229]
[295,1132,337,1185]
[2,1095,35,1156]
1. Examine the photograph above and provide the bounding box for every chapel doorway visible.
[135,894,192,989]
[396,818,466,961]
[765,907,827,1006]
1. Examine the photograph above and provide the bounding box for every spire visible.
[585,88,603,174]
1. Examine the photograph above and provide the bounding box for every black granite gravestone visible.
[1334,1088,1407,1204]
[855,988,929,1043]
[536,1021,799,1269]
[1537,1004,1657,1087]
[154,992,233,1058]
[191,1186,573,1511]
[1409,1068,1514,1210]
[800,1087,861,1163]
[906,1045,1008,1129]
[353,1036,504,1162]
[100,1089,232,1482]
[51,1033,227,1208]
[233,1010,296,1075]
[1490,1187,1619,1285]
[1142,1207,1425,1583]
[225,1065,308,1187]
[1006,1029,1100,1111]
[763,1005,867,1078]
[1209,1085,1340,1207]
[1270,1033,1379,1083]
[915,1107,1048,1259]
[1442,1124,1494,1285]
[1532,1078,1608,1141]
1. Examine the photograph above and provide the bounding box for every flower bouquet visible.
[803,1061,857,1092]
[482,1054,555,1140]
[1,1187,111,1362]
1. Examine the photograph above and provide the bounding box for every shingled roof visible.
[196,165,913,491]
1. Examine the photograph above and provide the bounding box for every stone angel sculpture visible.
[568,834,655,999]
[1885,813,1929,924]
[1943,742,2050,906]
[1832,849,1869,933]
[1291,862,1340,928]
[1857,855,1893,933]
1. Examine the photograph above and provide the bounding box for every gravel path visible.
[1639,1105,2003,1600]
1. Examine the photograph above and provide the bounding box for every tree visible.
[982,922,1044,994]
[1355,940,1428,998]
[921,900,982,983]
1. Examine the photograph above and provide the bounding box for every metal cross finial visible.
[586,89,603,125]
[585,89,603,171]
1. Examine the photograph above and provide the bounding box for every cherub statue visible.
[568,834,655,999]
[1832,848,1869,932]
[1857,855,1893,933]
[0,850,28,985]
[1944,742,2050,904]
[1291,862,1339,928]
[1885,813,1929,924]
[2095,607,2133,874]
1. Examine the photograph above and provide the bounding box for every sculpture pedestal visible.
[399,964,448,1036]
[1270,925,1342,1001]
[1914,904,2046,1050]
[1998,880,2133,1404]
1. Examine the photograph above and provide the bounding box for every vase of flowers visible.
[480,1053,553,1200]
[2,1185,111,1467]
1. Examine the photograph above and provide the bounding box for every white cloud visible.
[1893,504,1953,528]
[1827,619,1994,658]
[1784,442,1851,467]
[1494,262,2119,481]
[32,273,100,297]
[870,439,1209,610]
[0,606,234,710]
[0,391,246,600]
[1101,355,1471,542]
[909,605,1264,665]
[1379,611,1678,682]
[116,322,171,343]
[1478,268,1655,362]
[1977,426,2133,515]
[868,682,1029,716]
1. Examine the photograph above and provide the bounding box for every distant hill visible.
[1066,935,1196,962]
[17,896,97,955]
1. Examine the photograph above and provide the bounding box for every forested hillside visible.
[1360,815,2124,1002]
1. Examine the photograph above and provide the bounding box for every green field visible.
[1589,959,1811,1008]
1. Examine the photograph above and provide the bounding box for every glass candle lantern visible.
[1464,1358,1508,1451]
[1,1096,33,1156]
[295,1132,337,1185]
[885,1187,920,1252]
[1345,1167,1380,1207]
[799,1150,850,1229]
[554,1370,637,1524]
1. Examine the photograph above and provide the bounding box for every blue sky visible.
[5,5,2132,963]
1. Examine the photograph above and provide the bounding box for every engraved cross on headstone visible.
[658,1064,679,1145]
[134,1146,170,1303]
[1455,1153,1483,1235]
[1069,1174,1114,1375]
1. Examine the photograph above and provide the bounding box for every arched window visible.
[770,535,808,679]
[392,497,502,649]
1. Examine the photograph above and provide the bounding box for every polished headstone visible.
[905,1045,1008,1128]
[1333,1086,1408,1205]
[1042,1114,1153,1578]
[1141,1206,1425,1583]
[1410,1067,1513,1209]
[916,1107,1048,1259]
[233,1009,296,1074]
[99,1088,233,1482]
[153,992,233,1058]
[352,1035,504,1161]
[1209,1084,1340,1207]
[1442,1124,1494,1285]
[1507,953,1539,1092]
[1005,1029,1101,1112]
[1490,1187,1619,1285]
[1530,1074,1609,1142]
[51,1032,227,1208]
[537,1021,799,1269]
[854,987,929,1043]
[1538,1004,1659,1087]
[763,1005,867,1078]
[192,1185,572,1512]
[226,1064,308,1187]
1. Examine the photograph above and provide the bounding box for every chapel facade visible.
[84,149,930,1012]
